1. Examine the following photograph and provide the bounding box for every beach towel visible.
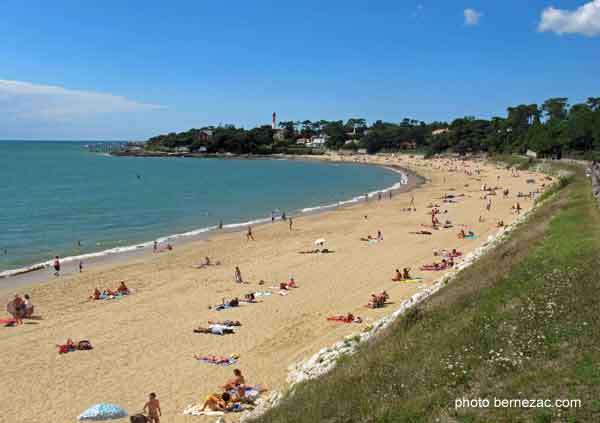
[182,405,225,416]
[401,278,423,283]
[464,235,478,239]
[254,291,272,297]
[0,318,16,326]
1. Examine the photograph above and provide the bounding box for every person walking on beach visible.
[289,217,293,231]
[389,191,392,200]
[409,195,416,211]
[218,219,223,230]
[486,197,492,212]
[53,256,61,277]
[153,240,158,253]
[79,261,83,273]
[234,266,243,284]
[143,393,161,423]
[246,226,254,241]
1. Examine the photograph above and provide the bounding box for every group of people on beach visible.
[5,293,34,325]
[0,155,551,421]
[89,281,130,300]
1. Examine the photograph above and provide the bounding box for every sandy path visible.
[0,155,549,423]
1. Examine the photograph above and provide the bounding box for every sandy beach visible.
[0,155,551,423]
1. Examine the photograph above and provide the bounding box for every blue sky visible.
[1,0,599,140]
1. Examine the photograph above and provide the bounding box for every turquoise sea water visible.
[0,141,402,272]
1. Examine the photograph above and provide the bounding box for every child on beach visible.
[143,393,161,423]
[53,256,60,276]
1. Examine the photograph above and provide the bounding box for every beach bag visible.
[130,414,148,423]
[77,340,93,350]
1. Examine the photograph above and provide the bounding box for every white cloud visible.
[464,8,482,26]
[0,79,165,123]
[538,0,600,36]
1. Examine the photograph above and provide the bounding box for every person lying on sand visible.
[327,313,362,323]
[57,338,93,354]
[410,230,432,235]
[299,248,332,254]
[208,320,241,327]
[194,353,239,365]
[194,324,235,335]
[420,259,453,271]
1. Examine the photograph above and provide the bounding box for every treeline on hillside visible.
[145,97,600,158]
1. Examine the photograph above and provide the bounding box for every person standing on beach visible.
[389,191,392,200]
[271,211,275,223]
[246,226,254,241]
[79,261,83,273]
[53,256,61,277]
[143,393,161,423]
[234,266,243,283]
[409,195,416,211]
[218,220,223,230]
[153,240,158,253]
[289,217,293,231]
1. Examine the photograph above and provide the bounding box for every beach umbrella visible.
[314,238,326,246]
[77,403,128,421]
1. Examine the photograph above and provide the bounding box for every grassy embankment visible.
[253,158,600,423]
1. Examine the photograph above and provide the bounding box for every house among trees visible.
[432,128,449,136]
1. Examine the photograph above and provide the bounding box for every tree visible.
[542,97,569,122]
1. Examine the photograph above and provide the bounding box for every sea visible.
[0,141,405,276]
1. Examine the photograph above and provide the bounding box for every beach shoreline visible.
[0,154,551,423]
[0,157,421,289]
